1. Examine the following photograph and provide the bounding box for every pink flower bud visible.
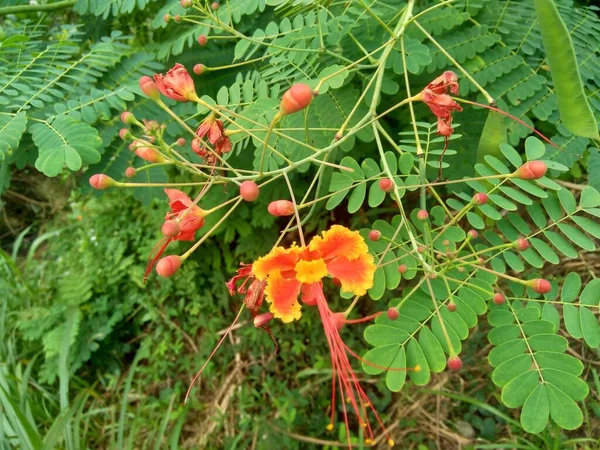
[447,303,456,312]
[514,161,547,180]
[268,200,295,217]
[467,230,478,239]
[379,178,393,192]
[197,34,207,46]
[417,246,426,254]
[254,312,274,328]
[280,83,315,115]
[173,15,181,22]
[125,167,136,178]
[398,264,407,274]
[515,238,529,251]
[331,313,345,331]
[193,64,205,75]
[239,181,260,202]
[163,14,171,22]
[139,76,160,100]
[417,209,429,221]
[135,147,164,163]
[528,278,552,294]
[119,128,131,140]
[176,138,186,146]
[120,111,136,124]
[387,308,399,320]
[473,193,488,205]
[368,230,381,241]
[89,174,115,190]
[447,356,462,372]
[180,0,192,7]
[156,255,181,277]
[211,1,219,10]
[162,220,180,238]
[493,293,505,305]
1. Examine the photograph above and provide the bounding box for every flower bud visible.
[211,1,219,10]
[493,293,505,305]
[514,161,547,180]
[180,0,192,7]
[473,193,488,205]
[135,147,164,163]
[176,138,186,146]
[417,246,426,254]
[125,167,136,178]
[447,303,456,312]
[515,238,529,251]
[387,308,399,320]
[156,255,182,278]
[398,264,407,274]
[163,14,171,22]
[467,229,478,239]
[268,200,295,217]
[120,111,136,124]
[331,312,345,331]
[379,178,393,192]
[332,278,341,287]
[528,278,552,294]
[240,181,260,202]
[447,356,462,372]
[417,209,429,221]
[197,34,207,46]
[139,76,160,100]
[254,312,274,328]
[174,14,181,23]
[193,64,205,75]
[119,128,131,140]
[162,220,181,238]
[368,230,381,241]
[89,174,115,190]
[280,83,315,115]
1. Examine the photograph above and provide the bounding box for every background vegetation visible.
[1,0,599,449]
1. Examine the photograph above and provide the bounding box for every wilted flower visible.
[418,71,462,138]
[192,116,232,164]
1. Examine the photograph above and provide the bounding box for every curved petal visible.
[326,253,376,296]
[295,259,328,284]
[165,188,193,213]
[309,225,368,262]
[252,246,303,281]
[264,270,302,323]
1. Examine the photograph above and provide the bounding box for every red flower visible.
[153,64,198,102]
[192,116,232,164]
[419,71,462,137]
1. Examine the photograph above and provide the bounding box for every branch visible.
[0,0,76,16]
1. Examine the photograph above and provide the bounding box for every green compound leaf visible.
[521,384,549,433]
[0,112,27,160]
[31,116,102,177]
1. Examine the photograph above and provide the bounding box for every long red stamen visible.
[144,237,172,282]
[343,312,382,325]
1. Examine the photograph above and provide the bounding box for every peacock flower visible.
[417,71,463,138]
[154,64,198,102]
[192,116,232,164]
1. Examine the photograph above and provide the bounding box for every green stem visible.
[0,0,75,15]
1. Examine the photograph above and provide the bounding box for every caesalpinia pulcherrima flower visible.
[417,71,462,138]
[153,63,198,102]
[192,116,232,164]
[229,225,397,447]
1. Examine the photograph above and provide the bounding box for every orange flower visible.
[252,225,376,323]
[418,71,462,138]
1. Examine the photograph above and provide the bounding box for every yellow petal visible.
[309,225,369,261]
[295,259,328,284]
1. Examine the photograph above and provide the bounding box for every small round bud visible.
[379,178,394,192]
[458,267,465,273]
[280,83,315,115]
[515,161,547,180]
[135,147,164,163]
[161,220,180,239]
[173,14,181,22]
[253,312,274,328]
[197,34,207,46]
[334,132,342,140]
[398,264,407,274]
[156,255,181,278]
[473,193,488,205]
[240,181,260,202]
[416,209,429,221]
[515,238,529,251]
[331,312,345,331]
[528,278,552,294]
[180,0,192,7]
[493,293,506,305]
[417,246,426,254]
[125,167,136,178]
[89,174,115,190]
[447,356,462,372]
[387,308,399,320]
[447,303,456,312]
[120,111,135,124]
[139,75,160,100]
[268,200,295,217]
[368,230,381,241]
[467,229,478,239]
[163,14,171,22]
[119,128,131,140]
[443,239,450,247]
[176,138,186,147]
[211,1,219,10]
[193,64,205,75]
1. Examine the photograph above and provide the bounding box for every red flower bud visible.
[135,147,164,163]
[211,1,219,10]
[515,238,529,251]
[161,220,181,238]
[368,230,381,241]
[467,230,478,239]
[528,278,552,294]
[280,83,314,115]
[493,293,505,305]
[163,14,171,23]
[417,246,426,254]
[515,161,547,180]
[379,178,393,192]
[447,303,456,312]
[193,64,205,75]
[398,264,407,274]
[332,277,341,287]
[176,138,186,146]
[180,0,192,7]
[240,181,260,202]
[125,167,136,178]
[119,128,131,140]
[387,308,399,320]
[473,193,488,205]
[89,174,115,190]
[331,312,345,331]
[154,64,197,102]
[174,14,181,23]
[268,200,295,217]
[121,111,135,124]
[156,255,182,278]
[197,34,207,46]
[139,76,160,100]
[447,356,462,372]
[417,209,429,221]
[253,312,274,328]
